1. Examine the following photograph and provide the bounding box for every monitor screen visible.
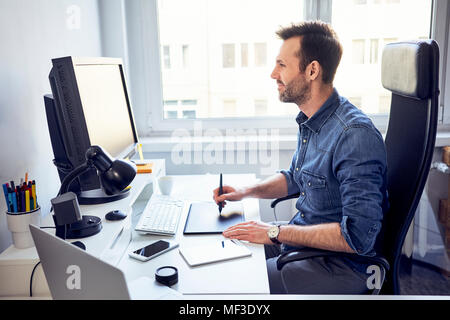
[74,64,136,159]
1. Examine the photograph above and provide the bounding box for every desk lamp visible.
[51,145,137,239]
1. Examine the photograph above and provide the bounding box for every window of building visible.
[254,43,267,67]
[223,99,237,117]
[148,0,436,130]
[222,44,235,68]
[352,40,366,64]
[370,39,379,64]
[182,44,189,68]
[255,99,268,116]
[241,43,248,67]
[182,110,196,119]
[163,45,171,69]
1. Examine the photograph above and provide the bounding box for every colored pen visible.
[32,182,37,209]
[16,188,22,212]
[25,190,30,212]
[11,191,17,212]
[218,173,223,215]
[7,193,14,212]
[21,190,25,212]
[2,184,9,208]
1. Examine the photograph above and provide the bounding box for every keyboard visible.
[135,194,184,235]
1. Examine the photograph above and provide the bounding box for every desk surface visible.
[0,168,269,297]
[120,174,269,295]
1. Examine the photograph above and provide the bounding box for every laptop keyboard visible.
[135,194,184,235]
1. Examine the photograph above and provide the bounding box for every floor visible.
[398,256,450,295]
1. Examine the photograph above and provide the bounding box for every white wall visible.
[0,0,103,253]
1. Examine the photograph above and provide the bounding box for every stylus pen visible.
[218,173,223,215]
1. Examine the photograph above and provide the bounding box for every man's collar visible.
[295,88,340,133]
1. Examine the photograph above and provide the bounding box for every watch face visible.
[268,226,279,238]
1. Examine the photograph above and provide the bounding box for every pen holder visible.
[6,206,41,249]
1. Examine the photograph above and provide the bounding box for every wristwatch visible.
[267,225,281,245]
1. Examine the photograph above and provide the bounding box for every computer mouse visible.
[105,210,127,221]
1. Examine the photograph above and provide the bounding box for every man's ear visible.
[307,61,321,81]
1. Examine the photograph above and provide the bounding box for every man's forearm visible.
[244,173,288,199]
[278,223,355,254]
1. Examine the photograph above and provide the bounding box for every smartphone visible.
[129,240,179,262]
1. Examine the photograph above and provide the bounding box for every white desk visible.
[120,174,269,295]
[0,163,269,298]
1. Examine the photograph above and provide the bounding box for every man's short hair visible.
[276,21,343,84]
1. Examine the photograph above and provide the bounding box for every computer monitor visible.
[44,56,139,205]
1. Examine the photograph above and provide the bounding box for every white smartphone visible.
[129,240,179,262]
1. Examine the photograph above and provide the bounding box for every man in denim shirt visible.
[213,21,388,294]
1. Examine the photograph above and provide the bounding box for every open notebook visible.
[179,239,252,267]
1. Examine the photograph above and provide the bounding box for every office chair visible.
[271,40,440,295]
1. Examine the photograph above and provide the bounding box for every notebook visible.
[183,201,245,234]
[179,240,252,267]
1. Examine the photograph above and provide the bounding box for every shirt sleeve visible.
[333,125,387,256]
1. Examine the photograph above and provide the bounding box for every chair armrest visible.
[276,248,390,272]
[270,193,300,208]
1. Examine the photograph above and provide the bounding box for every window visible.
[332,0,432,116]
[255,99,268,116]
[145,0,438,130]
[254,43,267,67]
[370,39,379,64]
[163,45,171,69]
[163,100,198,119]
[182,110,196,119]
[182,45,189,68]
[352,40,366,64]
[222,44,235,68]
[241,43,248,67]
[223,99,237,117]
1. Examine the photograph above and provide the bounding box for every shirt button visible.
[307,182,311,187]
[303,139,307,143]
[301,192,305,196]
[295,168,299,171]
[301,213,305,218]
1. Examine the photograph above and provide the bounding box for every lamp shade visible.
[101,159,137,195]
[86,146,137,195]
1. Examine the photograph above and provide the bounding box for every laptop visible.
[29,224,182,300]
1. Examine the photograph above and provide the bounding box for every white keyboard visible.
[135,194,184,235]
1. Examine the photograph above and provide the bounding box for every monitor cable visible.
[29,261,41,297]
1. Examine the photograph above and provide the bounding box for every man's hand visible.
[213,185,247,207]
[222,221,273,245]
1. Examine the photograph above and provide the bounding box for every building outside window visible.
[156,0,432,122]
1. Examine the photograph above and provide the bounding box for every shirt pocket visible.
[301,170,333,211]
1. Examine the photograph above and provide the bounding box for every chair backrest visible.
[378,40,439,294]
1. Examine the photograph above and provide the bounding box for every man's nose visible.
[270,67,278,79]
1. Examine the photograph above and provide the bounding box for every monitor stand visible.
[77,187,131,205]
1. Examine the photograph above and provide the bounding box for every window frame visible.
[132,0,449,136]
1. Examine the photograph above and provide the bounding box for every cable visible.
[30,261,41,297]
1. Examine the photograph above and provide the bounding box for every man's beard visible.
[278,75,311,106]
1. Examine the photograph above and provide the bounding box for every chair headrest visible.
[381,40,432,100]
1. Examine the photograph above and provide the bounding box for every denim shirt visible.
[280,89,388,262]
